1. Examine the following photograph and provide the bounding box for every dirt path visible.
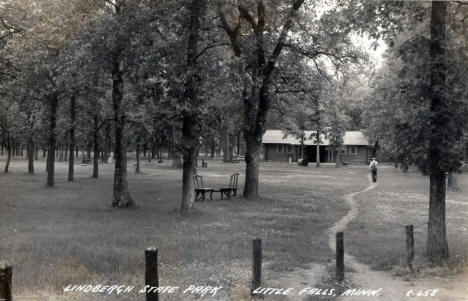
[327,175,468,301]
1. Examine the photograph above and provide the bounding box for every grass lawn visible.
[1,158,467,300]
[0,157,368,300]
[346,165,468,273]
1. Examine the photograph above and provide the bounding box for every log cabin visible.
[262,130,371,164]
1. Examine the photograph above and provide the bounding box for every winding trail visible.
[326,175,412,301]
[327,175,468,301]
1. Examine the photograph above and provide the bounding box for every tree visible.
[218,0,306,198]
[324,86,348,168]
[427,1,449,263]
[180,0,206,211]
[363,1,468,264]
[68,93,77,181]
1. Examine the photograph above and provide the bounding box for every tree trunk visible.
[87,140,92,161]
[148,144,153,162]
[243,133,261,198]
[222,119,232,162]
[47,95,59,187]
[157,144,162,163]
[427,172,449,262]
[401,162,409,173]
[68,95,76,182]
[447,172,459,191]
[237,131,241,155]
[316,130,320,168]
[34,142,39,160]
[111,58,134,208]
[92,113,99,179]
[148,142,153,162]
[301,134,304,160]
[104,123,111,163]
[372,140,379,157]
[169,126,173,159]
[210,140,215,159]
[335,147,340,168]
[4,138,11,173]
[181,115,197,210]
[27,137,34,174]
[171,124,183,168]
[180,0,203,211]
[59,144,64,162]
[135,138,141,174]
[427,0,449,264]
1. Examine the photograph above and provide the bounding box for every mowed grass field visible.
[0,157,363,300]
[346,165,468,272]
[0,157,467,300]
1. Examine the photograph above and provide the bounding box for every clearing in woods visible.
[0,158,467,300]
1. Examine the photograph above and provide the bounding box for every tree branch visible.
[237,5,258,33]
[218,9,242,56]
[195,43,230,61]
[264,0,305,79]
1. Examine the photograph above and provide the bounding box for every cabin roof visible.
[262,130,369,146]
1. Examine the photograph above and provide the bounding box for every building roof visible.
[262,130,369,146]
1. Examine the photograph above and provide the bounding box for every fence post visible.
[405,225,414,271]
[0,261,12,301]
[145,248,159,301]
[251,239,262,296]
[336,232,344,282]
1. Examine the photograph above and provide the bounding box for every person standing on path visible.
[369,157,378,183]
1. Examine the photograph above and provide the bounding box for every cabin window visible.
[287,145,292,153]
[276,145,284,153]
[348,146,357,155]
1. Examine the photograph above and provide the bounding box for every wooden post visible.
[336,232,344,282]
[251,239,262,296]
[0,261,12,301]
[405,225,414,271]
[145,248,158,301]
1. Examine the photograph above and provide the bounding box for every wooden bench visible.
[193,174,240,201]
[214,173,239,199]
[193,175,214,202]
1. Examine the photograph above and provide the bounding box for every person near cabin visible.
[369,157,378,183]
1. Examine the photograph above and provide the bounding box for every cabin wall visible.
[305,145,330,163]
[264,144,297,162]
[340,145,370,164]
[263,143,369,164]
